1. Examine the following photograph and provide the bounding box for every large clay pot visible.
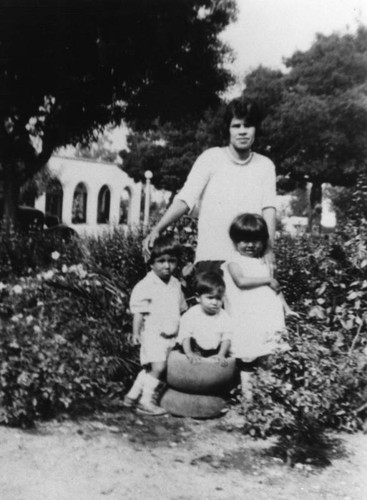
[161,388,227,418]
[166,350,237,395]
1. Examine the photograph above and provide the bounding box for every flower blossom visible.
[12,284,23,294]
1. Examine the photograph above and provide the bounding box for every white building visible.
[35,156,142,236]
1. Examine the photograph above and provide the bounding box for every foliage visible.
[328,172,367,224]
[0,0,237,224]
[0,226,84,280]
[86,227,147,294]
[121,106,225,193]
[241,224,367,462]
[0,258,139,427]
[2,214,367,445]
[244,27,367,217]
[245,322,367,465]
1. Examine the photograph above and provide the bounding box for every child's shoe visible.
[122,370,146,408]
[137,401,167,416]
[137,373,167,416]
[122,395,139,408]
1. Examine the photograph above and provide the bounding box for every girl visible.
[222,213,296,401]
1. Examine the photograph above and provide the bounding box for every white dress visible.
[176,148,277,262]
[222,253,287,362]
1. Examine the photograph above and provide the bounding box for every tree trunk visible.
[308,181,323,234]
[2,165,21,231]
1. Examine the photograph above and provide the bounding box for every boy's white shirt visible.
[176,147,277,262]
[130,271,187,336]
[177,304,232,351]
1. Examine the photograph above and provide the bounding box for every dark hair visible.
[222,97,262,137]
[149,235,181,265]
[229,213,269,252]
[195,271,225,297]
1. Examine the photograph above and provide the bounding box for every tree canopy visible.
[121,107,225,194]
[245,27,367,224]
[0,0,237,224]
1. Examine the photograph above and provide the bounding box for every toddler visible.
[222,213,296,400]
[177,271,232,361]
[123,235,187,415]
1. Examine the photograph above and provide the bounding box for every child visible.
[177,272,232,361]
[123,235,187,416]
[222,213,297,400]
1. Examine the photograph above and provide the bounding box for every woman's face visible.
[229,117,255,152]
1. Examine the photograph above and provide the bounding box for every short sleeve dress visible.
[222,254,287,362]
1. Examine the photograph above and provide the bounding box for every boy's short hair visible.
[229,213,269,247]
[195,271,226,296]
[149,235,181,265]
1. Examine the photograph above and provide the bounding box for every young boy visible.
[177,272,232,361]
[123,235,187,416]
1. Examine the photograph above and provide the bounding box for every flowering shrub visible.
[86,227,147,293]
[1,218,367,442]
[0,260,138,427]
[241,224,367,462]
[0,226,84,280]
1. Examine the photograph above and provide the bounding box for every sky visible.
[109,0,367,151]
[221,0,367,93]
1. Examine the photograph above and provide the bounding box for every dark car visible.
[14,205,77,239]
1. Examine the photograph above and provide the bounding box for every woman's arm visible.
[227,262,281,292]
[262,207,276,250]
[262,206,276,276]
[143,199,189,256]
[143,150,214,256]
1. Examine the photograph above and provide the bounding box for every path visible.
[0,409,366,500]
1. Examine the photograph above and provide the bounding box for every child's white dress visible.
[222,253,287,362]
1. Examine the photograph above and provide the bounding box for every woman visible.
[144,97,277,275]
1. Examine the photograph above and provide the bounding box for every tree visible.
[120,107,223,196]
[244,27,367,229]
[0,0,236,226]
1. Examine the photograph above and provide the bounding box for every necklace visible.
[225,147,253,165]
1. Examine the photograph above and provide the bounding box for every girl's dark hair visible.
[195,271,225,296]
[149,235,181,265]
[222,97,262,136]
[229,213,269,250]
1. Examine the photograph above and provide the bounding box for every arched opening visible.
[45,178,63,223]
[119,188,131,224]
[97,185,111,223]
[72,182,87,224]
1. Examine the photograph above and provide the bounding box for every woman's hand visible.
[263,247,276,277]
[142,228,160,261]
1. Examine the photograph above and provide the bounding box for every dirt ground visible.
[1,407,367,500]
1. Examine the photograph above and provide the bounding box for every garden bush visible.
[86,227,147,294]
[1,216,366,442]
[241,222,367,462]
[0,246,139,427]
[0,225,84,281]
